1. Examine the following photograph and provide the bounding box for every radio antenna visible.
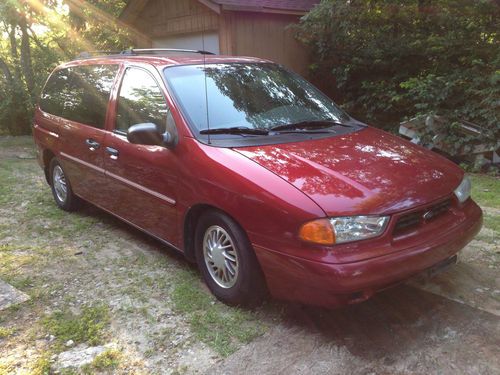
[202,29,211,145]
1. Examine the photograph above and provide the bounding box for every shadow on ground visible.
[71,202,500,374]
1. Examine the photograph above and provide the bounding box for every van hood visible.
[233,127,463,216]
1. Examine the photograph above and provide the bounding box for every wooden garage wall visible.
[125,0,310,75]
[134,0,219,46]
[228,12,310,76]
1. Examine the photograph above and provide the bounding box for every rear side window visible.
[40,65,118,129]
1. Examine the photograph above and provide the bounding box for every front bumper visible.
[253,200,483,307]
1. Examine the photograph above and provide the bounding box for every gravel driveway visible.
[1,136,499,374]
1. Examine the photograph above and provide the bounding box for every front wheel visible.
[195,211,267,306]
[49,158,80,211]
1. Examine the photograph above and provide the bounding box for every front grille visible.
[395,212,421,231]
[394,199,452,234]
[427,199,452,218]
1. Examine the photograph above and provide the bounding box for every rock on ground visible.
[53,344,110,371]
[0,279,30,311]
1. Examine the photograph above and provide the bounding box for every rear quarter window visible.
[40,64,119,129]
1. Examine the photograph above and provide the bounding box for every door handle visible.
[105,147,119,160]
[85,138,100,151]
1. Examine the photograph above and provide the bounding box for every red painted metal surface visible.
[32,55,483,307]
[234,127,464,216]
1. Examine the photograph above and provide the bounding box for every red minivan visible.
[33,49,482,307]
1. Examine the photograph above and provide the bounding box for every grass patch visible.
[29,353,51,375]
[0,135,34,148]
[82,348,122,373]
[0,244,42,277]
[470,175,499,241]
[42,305,110,351]
[0,326,15,339]
[483,214,500,234]
[171,270,266,357]
[470,174,500,209]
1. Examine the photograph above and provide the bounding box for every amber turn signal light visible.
[299,219,335,245]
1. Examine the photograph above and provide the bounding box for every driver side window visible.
[116,68,168,133]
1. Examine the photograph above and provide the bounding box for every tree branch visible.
[27,25,48,51]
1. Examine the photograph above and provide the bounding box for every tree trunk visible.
[0,57,14,90]
[8,23,22,83]
[19,15,36,104]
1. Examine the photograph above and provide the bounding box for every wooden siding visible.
[128,1,310,75]
[229,12,309,75]
[135,0,219,42]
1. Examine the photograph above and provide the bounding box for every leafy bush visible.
[295,0,499,147]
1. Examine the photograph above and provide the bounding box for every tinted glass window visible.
[64,65,118,128]
[39,69,72,117]
[115,68,168,133]
[40,65,118,129]
[163,63,350,132]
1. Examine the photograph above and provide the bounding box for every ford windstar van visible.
[33,49,482,307]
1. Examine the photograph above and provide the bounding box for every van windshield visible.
[163,63,351,134]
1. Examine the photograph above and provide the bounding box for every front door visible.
[103,66,180,246]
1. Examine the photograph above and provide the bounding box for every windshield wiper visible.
[270,120,352,132]
[199,126,269,135]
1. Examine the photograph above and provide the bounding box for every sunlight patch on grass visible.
[29,353,52,375]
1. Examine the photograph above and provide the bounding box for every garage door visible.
[152,32,220,54]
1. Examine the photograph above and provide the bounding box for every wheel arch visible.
[183,203,250,263]
[183,204,219,262]
[42,149,56,185]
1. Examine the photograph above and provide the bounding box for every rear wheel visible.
[195,210,267,306]
[49,158,80,211]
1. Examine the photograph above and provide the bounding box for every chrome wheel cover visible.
[53,165,68,203]
[203,225,239,288]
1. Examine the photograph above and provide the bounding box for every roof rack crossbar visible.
[120,48,215,56]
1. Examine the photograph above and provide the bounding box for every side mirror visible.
[127,123,175,148]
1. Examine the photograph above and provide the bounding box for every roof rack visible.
[120,48,215,56]
[76,51,121,59]
[76,48,216,60]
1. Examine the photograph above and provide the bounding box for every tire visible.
[195,210,267,306]
[49,158,80,211]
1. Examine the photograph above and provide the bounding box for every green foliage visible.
[0,1,131,136]
[42,305,110,351]
[296,0,499,147]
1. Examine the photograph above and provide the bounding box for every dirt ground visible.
[1,136,499,375]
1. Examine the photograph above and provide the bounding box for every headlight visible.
[454,175,471,204]
[299,216,389,245]
[330,216,389,244]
